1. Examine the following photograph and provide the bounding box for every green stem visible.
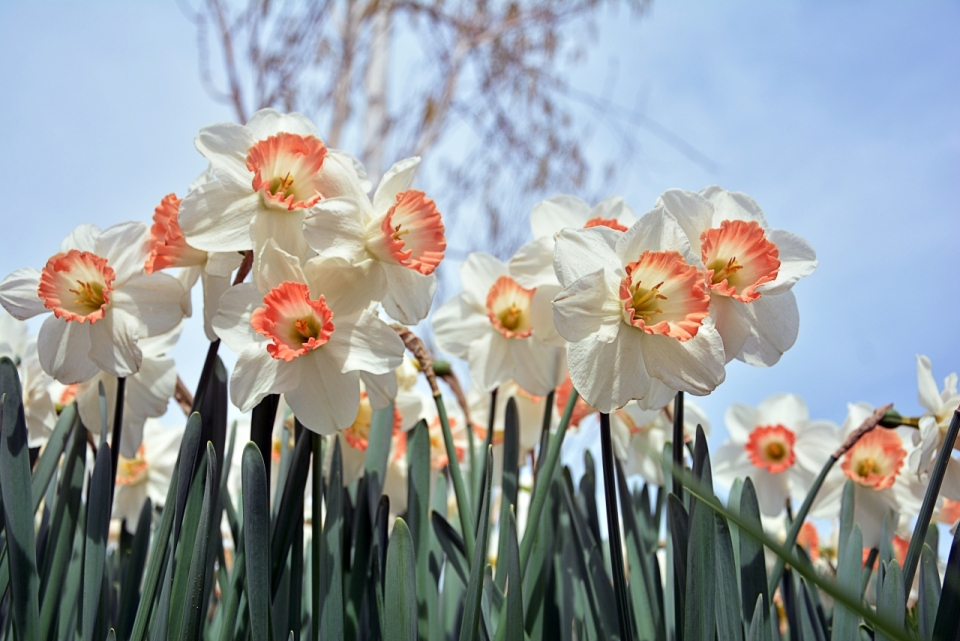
[600,412,635,641]
[434,393,475,559]
[519,387,579,575]
[902,408,960,589]
[312,432,324,632]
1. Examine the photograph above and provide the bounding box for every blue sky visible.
[1,1,958,447]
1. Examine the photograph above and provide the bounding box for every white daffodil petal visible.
[231,345,299,412]
[88,307,142,378]
[552,227,620,288]
[761,229,817,296]
[711,295,752,363]
[381,265,436,325]
[656,189,714,256]
[640,322,725,396]
[756,393,810,427]
[179,181,259,254]
[373,157,421,212]
[252,210,309,269]
[468,331,513,393]
[433,296,488,359]
[701,186,769,228]
[287,351,360,434]
[38,316,99,384]
[302,197,367,259]
[0,268,46,319]
[361,370,398,411]
[201,271,232,342]
[530,194,591,240]
[552,268,621,344]
[567,327,652,413]
[511,338,564,397]
[460,253,509,310]
[195,122,256,189]
[60,224,100,253]
[254,239,307,293]
[592,196,636,225]
[213,283,264,353]
[111,272,186,338]
[303,257,386,317]
[724,403,760,443]
[636,379,676,412]
[737,291,800,367]
[509,237,558,288]
[246,108,319,140]
[916,355,943,414]
[617,207,696,265]
[205,251,244,278]
[326,310,404,375]
[530,284,565,346]
[97,221,150,284]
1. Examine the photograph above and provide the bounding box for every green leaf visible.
[917,543,941,641]
[179,444,218,640]
[683,466,716,641]
[796,577,827,641]
[434,394,475,559]
[431,512,469,585]
[714,510,742,641]
[311,432,324,639]
[875,561,905,641]
[738,478,768,634]
[167,453,208,639]
[30,403,77,512]
[0,358,40,641]
[115,498,153,641]
[363,404,395,520]
[405,418,431,637]
[459,447,493,641]
[320,437,344,641]
[270,423,311,597]
[242,442,272,641]
[832,524,864,640]
[384,518,418,641]
[839,479,856,561]
[495,399,520,591]
[498,508,524,641]
[82,442,112,641]
[616,464,661,641]
[38,419,86,641]
[666,492,688,639]
[933,519,960,641]
[745,595,767,641]
[173,413,204,544]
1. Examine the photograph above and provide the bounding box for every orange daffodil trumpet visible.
[178,108,370,274]
[302,156,447,325]
[432,246,566,395]
[551,208,726,413]
[713,394,841,516]
[0,223,186,384]
[657,186,818,366]
[212,241,404,435]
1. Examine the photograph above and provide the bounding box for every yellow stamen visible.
[709,256,744,284]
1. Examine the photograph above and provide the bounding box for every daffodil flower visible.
[0,222,185,383]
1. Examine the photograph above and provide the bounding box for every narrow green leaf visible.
[502,508,524,641]
[667,492,688,637]
[917,543,941,641]
[242,442,272,641]
[82,443,113,641]
[434,394,475,559]
[616,463,660,641]
[384,518,418,641]
[250,393,280,484]
[167,454,208,639]
[320,437,344,641]
[311,432,324,640]
[714,511,742,641]
[0,358,40,641]
[459,447,493,641]
[796,577,827,641]
[270,422,311,597]
[738,478,768,634]
[832,524,864,640]
[838,479,856,561]
[495,399,520,591]
[364,404,395,520]
[933,519,960,641]
[179,444,218,640]
[431,512,469,585]
[173,413,204,544]
[406,419,431,637]
[683,470,717,641]
[745,595,767,641]
[115,498,153,641]
[30,403,77,512]
[875,561,905,641]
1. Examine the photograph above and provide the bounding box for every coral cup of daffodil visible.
[0,223,185,384]
[433,248,565,395]
[303,156,446,324]
[550,207,726,413]
[657,186,817,366]
[212,241,403,435]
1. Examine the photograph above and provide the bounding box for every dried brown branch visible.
[832,403,894,459]
[174,376,194,416]
[392,325,439,395]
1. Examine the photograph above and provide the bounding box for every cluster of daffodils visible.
[3,105,955,568]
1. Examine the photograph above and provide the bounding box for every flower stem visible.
[519,387,578,575]
[435,393,475,559]
[600,412,635,641]
[474,388,497,501]
[902,407,960,589]
[672,391,684,498]
[534,390,556,480]
[110,376,126,499]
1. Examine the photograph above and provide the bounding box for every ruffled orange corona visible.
[368,190,446,275]
[744,424,797,474]
[145,193,206,273]
[700,219,780,303]
[584,216,628,232]
[250,281,335,362]
[38,250,116,323]
[246,133,327,210]
[841,428,905,490]
[619,250,709,341]
[486,276,536,339]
